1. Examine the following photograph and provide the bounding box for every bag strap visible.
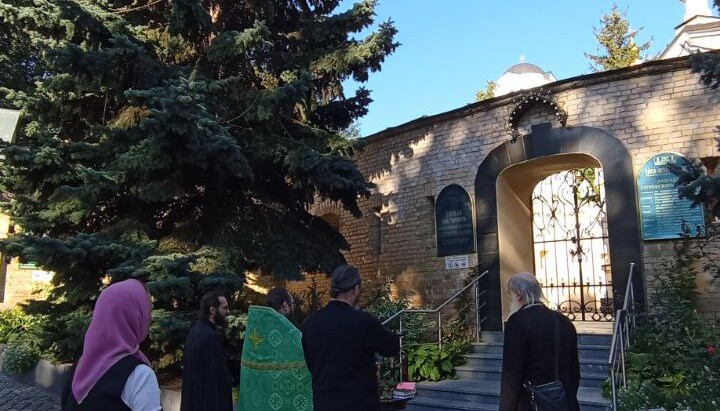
[553,313,560,381]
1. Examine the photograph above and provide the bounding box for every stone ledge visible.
[0,345,182,410]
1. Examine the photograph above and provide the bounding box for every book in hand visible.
[392,382,417,401]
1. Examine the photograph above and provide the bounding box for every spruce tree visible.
[585,4,651,72]
[0,0,397,368]
[671,1,720,217]
[474,80,496,102]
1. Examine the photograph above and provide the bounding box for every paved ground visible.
[0,374,60,410]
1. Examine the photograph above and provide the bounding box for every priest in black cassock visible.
[180,291,233,411]
[301,264,400,411]
[499,272,581,411]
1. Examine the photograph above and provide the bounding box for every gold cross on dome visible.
[249,327,264,350]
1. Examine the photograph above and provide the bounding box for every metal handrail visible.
[608,262,636,411]
[380,270,488,381]
[382,270,488,326]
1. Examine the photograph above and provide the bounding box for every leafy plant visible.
[406,341,469,382]
[365,280,430,347]
[407,344,450,382]
[443,268,483,344]
[617,241,720,410]
[223,314,247,376]
[2,341,40,374]
[292,275,326,325]
[0,309,43,345]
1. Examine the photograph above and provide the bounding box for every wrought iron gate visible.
[531,168,614,322]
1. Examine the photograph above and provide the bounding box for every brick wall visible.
[319,56,720,317]
[0,214,52,310]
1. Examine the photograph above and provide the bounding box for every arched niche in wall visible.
[474,123,644,331]
[435,184,475,257]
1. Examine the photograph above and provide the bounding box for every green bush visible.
[442,266,484,345]
[364,280,431,346]
[0,309,41,344]
[3,341,40,374]
[292,275,326,325]
[40,307,91,364]
[617,241,720,410]
[406,341,470,382]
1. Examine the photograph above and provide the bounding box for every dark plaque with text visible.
[436,184,475,256]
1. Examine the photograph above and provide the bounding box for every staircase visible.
[406,331,611,411]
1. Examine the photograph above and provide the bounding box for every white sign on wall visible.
[0,108,21,142]
[31,270,52,282]
[445,255,469,270]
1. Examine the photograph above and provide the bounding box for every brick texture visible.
[314,57,720,318]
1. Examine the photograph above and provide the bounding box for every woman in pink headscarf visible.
[61,279,162,411]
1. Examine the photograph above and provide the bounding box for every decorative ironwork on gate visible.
[532,168,614,322]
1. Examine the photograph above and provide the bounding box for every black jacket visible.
[180,320,233,411]
[301,300,400,411]
[499,305,581,411]
[62,355,141,411]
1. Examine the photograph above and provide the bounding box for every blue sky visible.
[340,1,692,136]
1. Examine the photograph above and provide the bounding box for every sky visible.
[339,1,692,136]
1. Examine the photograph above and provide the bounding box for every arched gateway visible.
[474,123,644,331]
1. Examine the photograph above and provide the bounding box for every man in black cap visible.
[301,264,400,411]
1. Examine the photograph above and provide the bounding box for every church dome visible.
[495,60,556,97]
[505,63,546,75]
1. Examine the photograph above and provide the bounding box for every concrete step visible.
[471,342,609,360]
[415,380,502,405]
[411,380,609,411]
[463,353,503,369]
[480,329,612,345]
[453,365,607,388]
[578,333,613,346]
[478,331,503,343]
[405,396,496,411]
[462,353,609,375]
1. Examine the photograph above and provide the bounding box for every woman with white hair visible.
[499,272,581,411]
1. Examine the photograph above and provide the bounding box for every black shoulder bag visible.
[524,313,570,411]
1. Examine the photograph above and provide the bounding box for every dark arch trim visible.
[474,122,644,331]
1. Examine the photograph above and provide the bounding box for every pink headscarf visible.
[72,279,152,403]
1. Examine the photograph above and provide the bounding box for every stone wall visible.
[0,214,52,310]
[321,55,720,318]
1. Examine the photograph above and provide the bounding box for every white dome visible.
[495,62,556,97]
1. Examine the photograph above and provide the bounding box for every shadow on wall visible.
[311,61,720,317]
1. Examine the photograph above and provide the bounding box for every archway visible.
[475,123,643,331]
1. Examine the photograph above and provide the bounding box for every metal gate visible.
[531,168,614,322]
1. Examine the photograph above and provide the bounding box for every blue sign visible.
[637,153,705,240]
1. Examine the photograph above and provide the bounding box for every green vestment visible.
[237,306,313,411]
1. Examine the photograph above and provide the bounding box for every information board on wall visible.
[436,184,475,256]
[637,152,705,240]
[445,255,469,270]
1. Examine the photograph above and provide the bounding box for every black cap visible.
[331,265,362,293]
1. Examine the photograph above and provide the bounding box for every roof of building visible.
[505,63,546,75]
[363,53,711,142]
